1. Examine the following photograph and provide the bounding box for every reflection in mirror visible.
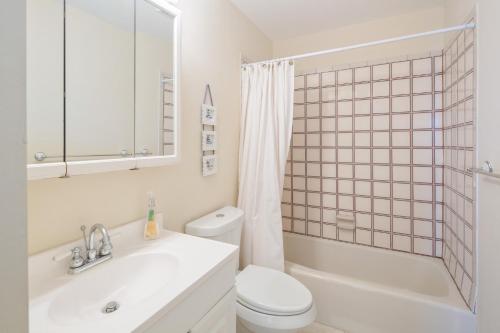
[135,0,176,157]
[27,0,64,164]
[65,0,135,161]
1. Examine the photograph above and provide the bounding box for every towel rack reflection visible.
[467,161,500,179]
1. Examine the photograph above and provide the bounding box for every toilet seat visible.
[236,265,313,316]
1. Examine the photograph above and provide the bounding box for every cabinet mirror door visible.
[27,0,64,164]
[65,0,135,161]
[135,0,177,158]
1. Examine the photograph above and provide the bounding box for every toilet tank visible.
[185,206,244,248]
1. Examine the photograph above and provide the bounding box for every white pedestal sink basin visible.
[48,252,179,325]
[29,216,238,333]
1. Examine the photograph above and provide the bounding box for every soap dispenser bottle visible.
[144,191,160,240]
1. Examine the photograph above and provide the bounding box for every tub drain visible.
[103,301,120,314]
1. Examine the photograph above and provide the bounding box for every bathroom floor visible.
[299,322,345,333]
[237,320,344,333]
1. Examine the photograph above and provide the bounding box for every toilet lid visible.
[236,265,313,316]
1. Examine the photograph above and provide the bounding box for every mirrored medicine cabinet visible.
[27,0,180,179]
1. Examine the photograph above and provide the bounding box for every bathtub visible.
[283,233,475,333]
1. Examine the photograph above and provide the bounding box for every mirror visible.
[26,0,180,178]
[27,0,64,164]
[65,0,135,161]
[136,0,176,157]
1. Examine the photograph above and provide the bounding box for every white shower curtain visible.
[238,61,294,271]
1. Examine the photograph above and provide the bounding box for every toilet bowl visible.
[236,265,316,333]
[185,206,316,333]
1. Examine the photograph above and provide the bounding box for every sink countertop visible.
[28,216,238,333]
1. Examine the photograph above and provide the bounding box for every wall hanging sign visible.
[201,84,217,176]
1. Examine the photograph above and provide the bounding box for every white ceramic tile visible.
[372,132,389,147]
[392,114,410,130]
[373,81,390,97]
[322,71,336,86]
[393,234,411,252]
[414,202,433,220]
[355,116,370,131]
[322,118,335,132]
[393,183,410,199]
[355,132,370,146]
[337,133,352,147]
[322,223,337,239]
[356,197,372,212]
[355,83,371,99]
[373,165,390,181]
[414,184,433,201]
[307,88,320,103]
[392,132,410,147]
[373,64,390,80]
[322,87,336,102]
[294,90,305,104]
[355,181,371,196]
[338,84,353,100]
[294,104,305,118]
[373,198,390,214]
[295,76,305,89]
[372,149,389,164]
[293,205,306,219]
[338,101,353,115]
[392,78,411,95]
[413,131,433,147]
[373,115,389,130]
[374,231,391,249]
[392,96,410,113]
[322,133,335,146]
[338,148,352,163]
[355,66,371,82]
[338,195,353,210]
[373,98,389,114]
[392,61,410,78]
[392,148,410,164]
[338,164,353,178]
[308,103,321,117]
[414,220,433,237]
[393,217,411,234]
[322,164,336,177]
[338,69,353,84]
[307,74,320,87]
[413,58,432,76]
[323,102,336,116]
[413,149,433,165]
[374,215,390,231]
[355,99,371,115]
[413,94,433,111]
[307,118,320,131]
[393,166,410,181]
[356,228,372,245]
[373,181,390,197]
[308,192,321,206]
[307,133,321,146]
[293,219,306,234]
[413,76,433,94]
[355,165,371,179]
[338,117,353,131]
[414,237,433,256]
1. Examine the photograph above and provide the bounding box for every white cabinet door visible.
[190,288,236,333]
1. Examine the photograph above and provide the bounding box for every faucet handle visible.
[69,247,84,268]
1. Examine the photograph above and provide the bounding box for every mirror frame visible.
[27,0,181,180]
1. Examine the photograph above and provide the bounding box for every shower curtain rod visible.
[242,23,475,66]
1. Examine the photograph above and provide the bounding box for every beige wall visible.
[445,0,500,331]
[27,0,272,254]
[0,0,28,331]
[273,7,445,73]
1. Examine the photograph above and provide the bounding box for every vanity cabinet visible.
[190,288,236,333]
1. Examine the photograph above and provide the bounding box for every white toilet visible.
[185,206,316,333]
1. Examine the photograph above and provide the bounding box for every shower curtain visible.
[238,61,294,271]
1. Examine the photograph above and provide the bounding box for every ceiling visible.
[230,0,445,40]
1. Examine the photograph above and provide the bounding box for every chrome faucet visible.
[68,224,113,274]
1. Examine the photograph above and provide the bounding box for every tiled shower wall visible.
[282,54,445,257]
[442,18,476,308]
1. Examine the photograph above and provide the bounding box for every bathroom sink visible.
[48,252,179,325]
[28,216,238,333]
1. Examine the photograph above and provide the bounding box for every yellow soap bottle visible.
[144,192,160,240]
